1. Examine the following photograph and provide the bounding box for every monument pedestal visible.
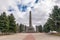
[27,27,35,33]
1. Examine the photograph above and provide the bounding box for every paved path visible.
[23,34,35,40]
[0,33,60,40]
[32,33,60,40]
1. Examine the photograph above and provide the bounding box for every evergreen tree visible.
[43,22,50,33]
[50,6,60,32]
[0,12,9,33]
[16,23,19,33]
[38,25,42,32]
[56,8,60,32]
[19,24,24,32]
[8,14,17,33]
[43,5,60,33]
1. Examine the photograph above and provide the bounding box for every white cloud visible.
[0,0,60,26]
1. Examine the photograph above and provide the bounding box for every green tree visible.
[56,8,60,32]
[43,5,60,33]
[0,12,9,33]
[16,23,19,33]
[8,14,17,33]
[50,6,60,32]
[43,22,50,33]
[19,24,24,32]
[38,25,42,32]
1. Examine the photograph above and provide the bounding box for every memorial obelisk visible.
[27,11,35,33]
[29,11,32,27]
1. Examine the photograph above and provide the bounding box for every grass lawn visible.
[50,33,60,36]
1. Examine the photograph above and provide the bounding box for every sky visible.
[0,0,60,26]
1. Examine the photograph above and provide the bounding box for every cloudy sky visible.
[0,0,60,26]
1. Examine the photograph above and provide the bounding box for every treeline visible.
[0,12,17,34]
[43,5,60,33]
[36,25,43,32]
[0,12,27,34]
[19,24,26,32]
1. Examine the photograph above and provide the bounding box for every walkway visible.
[0,33,60,40]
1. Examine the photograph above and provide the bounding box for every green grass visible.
[50,33,60,36]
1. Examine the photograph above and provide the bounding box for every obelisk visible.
[28,11,35,33]
[29,11,32,27]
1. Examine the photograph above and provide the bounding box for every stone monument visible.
[26,11,35,33]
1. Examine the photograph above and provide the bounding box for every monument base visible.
[26,26,35,33]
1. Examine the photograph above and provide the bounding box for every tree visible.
[0,12,9,33]
[43,23,50,33]
[56,8,60,32]
[50,6,59,30]
[8,14,17,33]
[19,24,24,32]
[50,6,60,32]
[43,5,60,33]
[38,25,42,32]
[16,23,19,33]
